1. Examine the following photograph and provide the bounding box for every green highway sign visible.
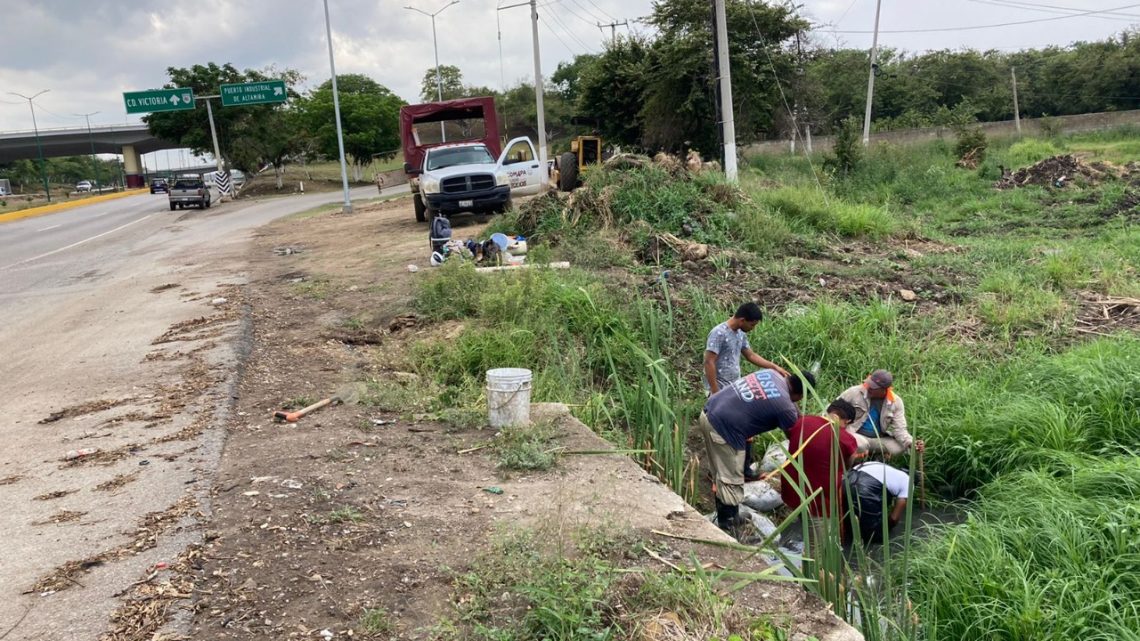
[123,88,195,114]
[220,80,288,107]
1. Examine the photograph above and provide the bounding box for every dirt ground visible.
[153,198,860,641]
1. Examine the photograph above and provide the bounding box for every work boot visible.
[715,499,748,539]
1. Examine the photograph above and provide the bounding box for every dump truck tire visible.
[414,193,427,223]
[559,152,579,192]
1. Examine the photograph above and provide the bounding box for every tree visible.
[144,63,303,170]
[295,74,405,180]
[420,65,466,102]
[577,39,652,148]
[640,0,806,154]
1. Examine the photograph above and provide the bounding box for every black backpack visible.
[429,214,452,253]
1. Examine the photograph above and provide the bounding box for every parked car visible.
[75,180,93,193]
[150,178,169,194]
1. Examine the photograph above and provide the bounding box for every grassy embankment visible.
[402,127,1139,640]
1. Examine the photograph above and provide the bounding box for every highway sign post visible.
[220,80,287,107]
[123,88,195,114]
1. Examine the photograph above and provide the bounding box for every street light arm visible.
[405,6,432,17]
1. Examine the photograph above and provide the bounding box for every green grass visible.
[358,607,392,635]
[438,526,798,641]
[906,458,1140,640]
[494,420,559,472]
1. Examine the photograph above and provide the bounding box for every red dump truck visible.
[400,96,545,222]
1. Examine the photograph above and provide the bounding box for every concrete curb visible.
[0,189,148,224]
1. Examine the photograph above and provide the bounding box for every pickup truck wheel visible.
[169,202,176,211]
[204,198,211,209]
[498,197,513,214]
[413,194,427,223]
[559,152,579,192]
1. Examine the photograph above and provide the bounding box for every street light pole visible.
[406,1,459,142]
[323,0,353,214]
[9,89,52,203]
[75,111,101,191]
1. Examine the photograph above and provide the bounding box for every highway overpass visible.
[0,124,182,187]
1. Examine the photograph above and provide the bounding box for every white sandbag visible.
[739,504,779,539]
[759,440,790,474]
[741,481,784,512]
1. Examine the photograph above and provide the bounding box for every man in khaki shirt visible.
[837,370,924,458]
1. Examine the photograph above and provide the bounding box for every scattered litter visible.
[153,562,168,570]
[371,418,396,426]
[138,460,150,466]
[403,521,412,528]
[406,264,420,273]
[281,479,304,490]
[273,246,303,256]
[63,448,99,461]
[251,475,277,484]
[482,486,504,495]
[320,629,334,640]
[210,297,228,306]
[243,491,260,496]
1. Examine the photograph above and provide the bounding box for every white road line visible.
[0,214,156,271]
[37,224,61,232]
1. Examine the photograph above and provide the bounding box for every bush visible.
[826,116,863,176]
[954,125,987,163]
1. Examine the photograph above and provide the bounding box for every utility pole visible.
[530,0,548,169]
[861,0,882,146]
[596,19,628,45]
[9,90,52,202]
[1011,67,1022,135]
[405,1,459,142]
[75,110,101,191]
[194,95,229,199]
[713,0,737,181]
[498,0,547,167]
[323,0,353,214]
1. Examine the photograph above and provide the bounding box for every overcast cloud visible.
[1,0,1136,134]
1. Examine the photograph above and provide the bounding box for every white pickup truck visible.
[414,137,546,221]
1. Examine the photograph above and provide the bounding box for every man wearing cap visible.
[837,370,924,457]
[699,369,814,534]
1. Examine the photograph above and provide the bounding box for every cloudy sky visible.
[1,1,1136,136]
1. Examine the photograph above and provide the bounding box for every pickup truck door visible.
[497,137,546,196]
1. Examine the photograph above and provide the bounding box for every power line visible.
[966,0,1140,21]
[978,0,1140,19]
[547,7,596,52]
[565,0,607,23]
[548,0,600,29]
[831,1,1140,32]
[583,0,616,21]
[538,14,585,55]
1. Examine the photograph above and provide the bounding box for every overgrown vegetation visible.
[433,526,798,641]
[414,127,1140,641]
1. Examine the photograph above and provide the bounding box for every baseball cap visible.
[866,369,894,389]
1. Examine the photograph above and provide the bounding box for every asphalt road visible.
[0,185,404,640]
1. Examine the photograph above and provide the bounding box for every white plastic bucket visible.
[486,368,532,428]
